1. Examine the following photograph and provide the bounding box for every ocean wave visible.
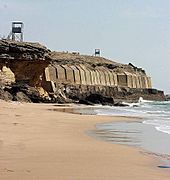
[156,126,170,135]
[94,98,170,136]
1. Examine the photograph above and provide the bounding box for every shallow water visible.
[75,100,170,162]
[93,100,170,136]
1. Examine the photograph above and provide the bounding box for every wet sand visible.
[0,100,170,179]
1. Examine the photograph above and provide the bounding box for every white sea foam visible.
[94,98,170,136]
[155,126,170,135]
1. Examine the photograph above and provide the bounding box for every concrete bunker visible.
[117,72,127,87]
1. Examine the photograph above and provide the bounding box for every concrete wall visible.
[108,71,115,86]
[131,74,137,88]
[55,65,66,83]
[79,64,92,85]
[48,65,57,82]
[124,72,133,88]
[95,70,101,85]
[76,65,86,85]
[147,77,152,88]
[113,72,118,86]
[117,73,127,87]
[70,65,81,84]
[61,65,74,84]
[42,64,152,93]
[136,76,140,88]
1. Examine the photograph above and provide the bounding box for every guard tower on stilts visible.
[7,21,24,42]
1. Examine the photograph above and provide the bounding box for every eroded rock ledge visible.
[0,40,166,104]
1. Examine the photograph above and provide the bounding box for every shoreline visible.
[0,101,170,179]
[53,104,170,164]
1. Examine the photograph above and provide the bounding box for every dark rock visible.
[114,102,129,107]
[166,95,170,101]
[79,94,114,106]
[5,83,43,103]
[0,40,51,62]
[13,92,31,103]
[105,63,117,69]
[79,99,94,105]
[0,88,13,101]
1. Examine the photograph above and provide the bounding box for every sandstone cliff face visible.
[0,40,165,103]
[0,40,50,86]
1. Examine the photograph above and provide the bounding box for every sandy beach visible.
[0,101,169,180]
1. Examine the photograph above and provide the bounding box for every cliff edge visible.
[0,40,165,104]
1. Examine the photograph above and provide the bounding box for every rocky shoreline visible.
[0,40,167,105]
[0,82,166,106]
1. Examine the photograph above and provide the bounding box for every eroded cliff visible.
[0,40,165,103]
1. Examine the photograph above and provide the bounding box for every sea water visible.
[81,99,170,161]
[95,99,170,135]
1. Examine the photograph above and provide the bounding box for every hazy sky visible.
[0,0,170,93]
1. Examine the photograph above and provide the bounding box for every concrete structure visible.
[0,39,156,103]
[117,73,127,87]
[76,65,86,85]
[131,74,137,88]
[108,70,115,86]
[124,72,133,88]
[79,65,92,85]
[54,65,66,83]
[43,64,152,93]
[103,70,111,86]
[97,70,107,86]
[61,65,74,84]
[147,77,152,88]
[94,70,101,85]
[70,65,81,84]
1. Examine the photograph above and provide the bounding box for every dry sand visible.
[0,101,169,180]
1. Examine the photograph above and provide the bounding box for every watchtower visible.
[11,21,24,42]
[95,49,100,56]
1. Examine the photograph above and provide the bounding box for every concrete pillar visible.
[141,76,146,88]
[112,72,118,86]
[76,65,86,85]
[147,77,152,88]
[145,76,149,89]
[136,76,140,88]
[93,70,99,85]
[44,67,50,81]
[138,76,143,88]
[89,70,95,85]
[48,65,57,82]
[98,70,107,86]
[61,65,74,84]
[70,65,81,84]
[117,73,127,87]
[103,70,111,86]
[95,70,101,85]
[79,64,92,85]
[124,72,133,88]
[131,74,136,88]
[108,71,115,86]
[55,65,66,83]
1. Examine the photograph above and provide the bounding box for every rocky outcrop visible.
[0,40,165,104]
[0,40,50,61]
[0,40,51,88]
[166,95,170,101]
